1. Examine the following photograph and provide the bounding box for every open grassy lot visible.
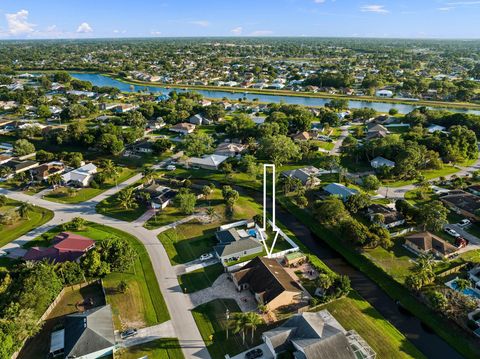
[382,166,460,187]
[116,338,184,359]
[363,241,416,284]
[192,299,270,359]
[0,198,53,247]
[96,182,146,222]
[144,204,189,229]
[25,221,169,329]
[44,167,136,204]
[317,292,426,359]
[179,263,225,293]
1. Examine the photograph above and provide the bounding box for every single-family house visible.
[114,104,136,113]
[427,124,446,133]
[375,89,393,98]
[323,183,358,201]
[404,232,458,259]
[214,227,263,263]
[6,159,39,174]
[282,166,321,186]
[132,140,155,154]
[169,122,195,135]
[141,182,177,210]
[262,310,376,359]
[440,190,480,220]
[292,131,311,142]
[61,163,97,187]
[187,154,228,170]
[0,154,12,165]
[31,161,65,181]
[370,156,396,169]
[24,232,95,263]
[231,256,303,311]
[367,123,389,133]
[189,113,213,125]
[214,142,247,157]
[49,305,115,359]
[366,204,405,229]
[468,185,480,197]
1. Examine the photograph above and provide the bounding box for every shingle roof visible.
[214,237,262,257]
[64,305,115,358]
[232,257,302,303]
[405,232,457,256]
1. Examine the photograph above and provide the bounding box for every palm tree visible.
[18,202,34,219]
[0,166,13,179]
[455,278,471,292]
[48,173,62,187]
[143,167,154,184]
[118,187,137,210]
[206,207,216,222]
[0,194,7,207]
[232,312,249,345]
[245,311,264,343]
[101,160,119,186]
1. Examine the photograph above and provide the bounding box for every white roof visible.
[189,154,228,167]
[427,124,446,133]
[50,329,65,353]
[371,156,396,168]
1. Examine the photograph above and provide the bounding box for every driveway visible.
[116,320,176,349]
[229,343,274,359]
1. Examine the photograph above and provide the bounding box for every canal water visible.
[71,73,480,115]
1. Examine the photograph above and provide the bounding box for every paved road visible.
[330,125,350,155]
[0,182,210,359]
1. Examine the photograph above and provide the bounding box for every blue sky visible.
[0,0,478,39]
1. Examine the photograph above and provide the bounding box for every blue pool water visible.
[448,280,480,299]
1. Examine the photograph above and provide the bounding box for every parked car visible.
[199,253,214,261]
[245,348,263,359]
[458,219,471,228]
[120,328,138,339]
[444,227,461,238]
[166,165,176,171]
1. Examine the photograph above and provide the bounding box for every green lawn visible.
[116,338,184,359]
[145,205,190,229]
[179,263,225,293]
[44,167,136,204]
[363,241,416,284]
[96,182,146,222]
[192,299,269,359]
[158,223,218,265]
[0,199,54,247]
[383,166,460,188]
[25,221,169,329]
[317,292,426,359]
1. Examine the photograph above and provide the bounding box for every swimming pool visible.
[446,279,480,300]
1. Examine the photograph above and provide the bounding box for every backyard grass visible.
[43,167,136,204]
[192,299,270,359]
[96,182,146,222]
[317,292,426,359]
[0,199,54,247]
[115,338,184,359]
[25,221,169,329]
[19,282,106,359]
[145,204,190,229]
[179,263,225,293]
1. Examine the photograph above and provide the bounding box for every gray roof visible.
[64,305,115,358]
[263,310,358,359]
[214,237,262,257]
[323,183,358,199]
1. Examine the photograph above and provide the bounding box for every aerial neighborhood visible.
[1,15,480,359]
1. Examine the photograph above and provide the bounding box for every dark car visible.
[120,328,138,339]
[245,348,263,359]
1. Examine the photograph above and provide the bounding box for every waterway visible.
[70,72,480,115]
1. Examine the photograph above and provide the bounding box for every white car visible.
[458,219,471,228]
[444,227,461,238]
[199,253,214,261]
[165,165,176,171]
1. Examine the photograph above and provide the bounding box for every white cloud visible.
[5,9,36,35]
[250,30,273,36]
[190,20,210,27]
[113,29,127,34]
[76,22,93,33]
[313,0,326,3]
[437,6,454,11]
[360,5,389,13]
[447,1,480,4]
[150,31,162,36]
[231,26,243,35]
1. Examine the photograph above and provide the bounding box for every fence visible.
[12,279,104,359]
